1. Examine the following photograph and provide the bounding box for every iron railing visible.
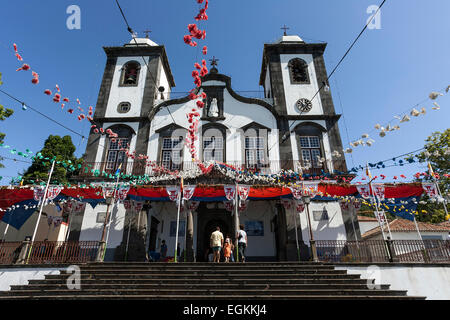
[9,241,100,265]
[0,241,22,265]
[392,240,450,263]
[315,240,450,263]
[77,160,345,178]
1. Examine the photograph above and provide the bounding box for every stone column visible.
[186,210,194,262]
[276,203,287,261]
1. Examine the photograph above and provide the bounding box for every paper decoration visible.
[74,201,86,213]
[166,186,180,201]
[288,186,303,200]
[372,183,385,201]
[132,200,144,213]
[115,186,130,202]
[295,200,305,213]
[353,200,362,210]
[123,200,132,210]
[102,185,116,199]
[303,181,319,197]
[281,198,293,210]
[187,200,200,211]
[339,201,350,211]
[356,184,371,199]
[224,185,236,201]
[237,185,251,201]
[182,185,196,201]
[223,201,234,212]
[238,200,249,213]
[422,183,438,199]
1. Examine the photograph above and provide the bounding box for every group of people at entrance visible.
[210,225,247,263]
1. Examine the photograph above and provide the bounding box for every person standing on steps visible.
[237,224,247,263]
[210,226,224,263]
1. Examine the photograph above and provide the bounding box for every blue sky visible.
[0,0,449,185]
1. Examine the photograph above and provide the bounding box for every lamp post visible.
[302,195,318,262]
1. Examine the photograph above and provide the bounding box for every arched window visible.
[120,61,141,86]
[103,125,134,173]
[156,124,186,171]
[241,123,269,170]
[288,58,310,84]
[202,125,226,163]
[294,123,326,173]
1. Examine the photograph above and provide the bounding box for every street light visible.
[302,194,318,262]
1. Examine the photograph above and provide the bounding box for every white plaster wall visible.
[79,203,126,250]
[280,54,323,116]
[359,221,380,235]
[149,84,278,164]
[0,268,61,291]
[105,56,150,118]
[238,201,277,257]
[158,58,171,100]
[335,265,450,300]
[150,202,186,257]
[0,204,67,242]
[298,201,347,242]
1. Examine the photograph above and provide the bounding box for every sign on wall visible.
[245,221,264,236]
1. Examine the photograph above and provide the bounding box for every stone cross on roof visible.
[209,56,219,67]
[143,29,152,38]
[281,25,290,36]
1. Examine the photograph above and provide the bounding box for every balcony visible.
[76,160,348,180]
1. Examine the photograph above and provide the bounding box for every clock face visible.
[296,98,312,113]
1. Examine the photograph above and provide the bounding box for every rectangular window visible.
[203,136,223,162]
[245,136,267,168]
[299,136,323,168]
[106,138,129,171]
[161,137,183,171]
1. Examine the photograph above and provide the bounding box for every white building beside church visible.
[72,33,356,261]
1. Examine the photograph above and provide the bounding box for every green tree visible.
[416,129,450,222]
[22,135,81,185]
[0,72,15,168]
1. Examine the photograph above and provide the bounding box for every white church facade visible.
[72,34,357,261]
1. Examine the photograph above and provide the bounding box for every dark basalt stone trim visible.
[93,116,148,123]
[266,52,288,115]
[82,130,103,163]
[283,114,341,122]
[312,54,336,116]
[140,56,160,117]
[103,45,175,87]
[93,56,117,119]
[293,121,327,133]
[241,121,271,132]
[259,43,327,86]
[149,72,280,122]
[155,123,187,133]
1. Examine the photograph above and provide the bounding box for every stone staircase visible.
[0,262,425,300]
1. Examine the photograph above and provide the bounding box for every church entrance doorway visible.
[196,202,232,262]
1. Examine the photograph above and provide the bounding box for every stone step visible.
[79,266,338,271]
[42,273,362,280]
[27,277,371,285]
[70,269,347,275]
[0,294,425,300]
[80,263,334,269]
[10,283,391,291]
[2,288,409,297]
